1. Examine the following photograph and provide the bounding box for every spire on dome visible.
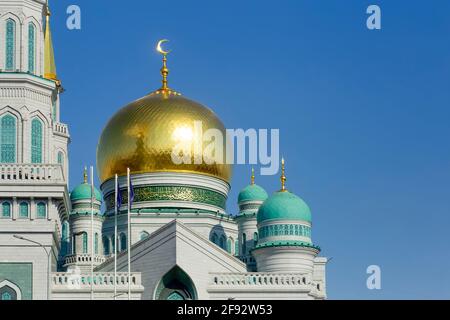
[251,167,255,185]
[280,158,287,192]
[152,39,180,96]
[44,1,59,85]
[83,166,88,184]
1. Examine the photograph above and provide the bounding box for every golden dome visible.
[96,91,232,184]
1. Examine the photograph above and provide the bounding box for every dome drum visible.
[100,172,230,215]
[252,245,320,273]
[256,219,313,246]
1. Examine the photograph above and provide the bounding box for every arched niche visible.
[154,266,197,300]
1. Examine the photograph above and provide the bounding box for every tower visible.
[0,0,70,300]
[64,168,104,273]
[235,168,268,271]
[252,159,321,273]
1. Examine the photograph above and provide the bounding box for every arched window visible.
[1,115,16,163]
[103,236,110,255]
[234,240,239,256]
[28,23,35,73]
[61,221,69,256]
[226,238,232,254]
[36,202,46,219]
[111,236,115,254]
[19,202,29,218]
[31,119,43,163]
[253,232,258,247]
[57,151,64,166]
[120,233,127,252]
[242,233,247,255]
[72,235,76,254]
[94,233,99,255]
[2,202,11,218]
[219,235,226,250]
[140,231,149,241]
[5,19,16,71]
[82,232,88,254]
[211,232,218,245]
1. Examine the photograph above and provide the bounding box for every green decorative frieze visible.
[105,185,226,210]
[259,224,311,239]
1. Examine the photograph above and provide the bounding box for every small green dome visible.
[70,183,102,202]
[238,184,269,203]
[257,191,311,223]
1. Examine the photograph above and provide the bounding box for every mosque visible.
[0,0,327,300]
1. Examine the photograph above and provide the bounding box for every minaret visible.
[0,0,71,299]
[235,168,268,271]
[253,159,321,274]
[65,168,104,272]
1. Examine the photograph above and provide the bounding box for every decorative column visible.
[47,197,52,221]
[12,197,17,220]
[30,197,35,220]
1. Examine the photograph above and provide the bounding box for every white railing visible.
[64,254,106,266]
[54,122,69,136]
[0,164,65,183]
[210,273,311,286]
[52,272,142,289]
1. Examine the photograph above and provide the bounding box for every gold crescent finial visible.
[151,39,181,96]
[157,39,171,55]
[280,157,287,192]
[156,39,171,91]
[251,167,255,185]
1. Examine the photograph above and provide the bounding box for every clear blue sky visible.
[51,0,450,299]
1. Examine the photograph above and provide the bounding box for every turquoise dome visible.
[257,191,311,223]
[70,183,102,202]
[238,184,269,203]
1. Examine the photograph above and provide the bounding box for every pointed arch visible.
[94,233,99,255]
[103,235,110,255]
[24,16,42,75]
[5,18,16,71]
[219,235,226,250]
[154,266,198,300]
[57,150,64,166]
[227,237,233,254]
[210,232,218,245]
[0,113,17,163]
[0,280,22,300]
[2,201,11,218]
[36,201,46,219]
[61,220,70,256]
[82,232,88,254]
[27,22,36,73]
[31,117,43,163]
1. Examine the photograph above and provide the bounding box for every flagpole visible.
[90,166,94,300]
[127,168,131,300]
[114,174,118,300]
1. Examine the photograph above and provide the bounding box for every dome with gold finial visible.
[238,168,268,204]
[96,40,232,184]
[257,159,312,223]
